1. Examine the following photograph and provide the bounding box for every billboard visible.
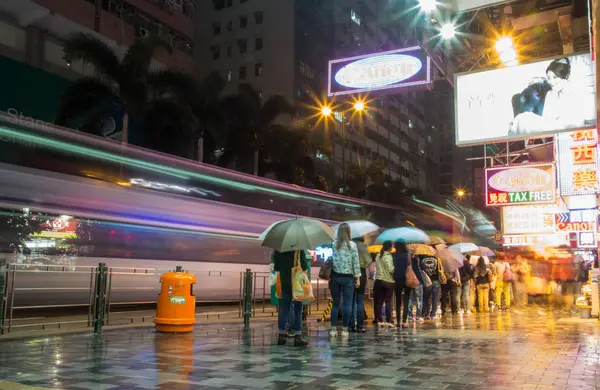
[485,163,556,206]
[451,0,510,12]
[557,129,600,196]
[502,234,569,247]
[502,205,558,235]
[327,47,432,97]
[456,53,596,146]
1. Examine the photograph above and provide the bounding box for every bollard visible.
[243,269,253,328]
[0,259,6,332]
[93,263,108,334]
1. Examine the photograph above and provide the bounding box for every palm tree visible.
[55,32,199,157]
[191,72,227,163]
[218,84,294,174]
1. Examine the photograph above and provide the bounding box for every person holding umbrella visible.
[349,236,372,333]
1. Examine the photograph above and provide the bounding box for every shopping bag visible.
[406,264,420,288]
[292,251,315,302]
[275,272,282,298]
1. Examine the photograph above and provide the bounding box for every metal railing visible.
[0,263,332,335]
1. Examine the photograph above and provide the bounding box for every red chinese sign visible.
[558,130,600,196]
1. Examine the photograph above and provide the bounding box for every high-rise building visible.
[196,0,448,194]
[0,0,195,120]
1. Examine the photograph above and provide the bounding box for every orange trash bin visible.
[155,267,196,333]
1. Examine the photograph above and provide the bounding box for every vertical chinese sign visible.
[557,129,600,196]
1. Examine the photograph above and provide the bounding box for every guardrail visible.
[0,263,334,335]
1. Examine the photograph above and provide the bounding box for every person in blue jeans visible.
[348,237,371,332]
[274,250,309,347]
[329,223,361,338]
[421,255,441,319]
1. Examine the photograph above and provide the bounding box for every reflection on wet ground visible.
[0,307,599,389]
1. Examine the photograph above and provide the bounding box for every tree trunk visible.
[121,111,129,144]
[198,136,204,162]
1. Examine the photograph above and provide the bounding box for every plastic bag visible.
[269,266,278,287]
[292,251,315,303]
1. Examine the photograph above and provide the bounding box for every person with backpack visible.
[494,257,513,311]
[474,257,492,312]
[458,257,474,314]
[421,255,442,320]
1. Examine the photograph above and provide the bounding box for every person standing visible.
[458,257,473,314]
[441,268,460,316]
[393,241,412,328]
[494,257,513,311]
[349,237,371,333]
[514,255,531,307]
[407,254,425,322]
[274,250,309,347]
[421,255,441,320]
[473,257,492,312]
[329,223,361,338]
[373,241,395,326]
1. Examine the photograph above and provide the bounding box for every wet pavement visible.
[0,308,599,389]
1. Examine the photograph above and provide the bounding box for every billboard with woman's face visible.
[455,53,596,146]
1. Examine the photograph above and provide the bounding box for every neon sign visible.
[485,163,556,206]
[557,129,600,196]
[328,47,431,97]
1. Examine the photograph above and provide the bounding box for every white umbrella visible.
[331,220,379,239]
[261,218,334,252]
[448,242,479,254]
[438,248,465,273]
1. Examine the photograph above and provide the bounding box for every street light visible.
[456,189,465,199]
[440,23,456,40]
[321,106,332,117]
[353,101,365,112]
[495,36,518,66]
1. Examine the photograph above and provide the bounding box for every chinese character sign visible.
[502,206,558,235]
[485,164,556,206]
[557,130,600,196]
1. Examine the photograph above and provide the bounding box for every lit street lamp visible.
[456,189,465,199]
[440,23,457,40]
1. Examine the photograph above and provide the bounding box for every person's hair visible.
[394,240,408,254]
[476,257,487,272]
[336,223,352,251]
[379,241,392,257]
[546,57,571,80]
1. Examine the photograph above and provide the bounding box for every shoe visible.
[329,329,338,338]
[357,328,367,333]
[294,335,308,347]
[465,310,472,314]
[418,317,424,323]
[277,334,287,345]
[340,330,349,338]
[395,323,401,328]
[285,331,295,338]
[349,327,357,332]
[401,323,409,329]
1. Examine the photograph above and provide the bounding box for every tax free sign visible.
[485,163,557,207]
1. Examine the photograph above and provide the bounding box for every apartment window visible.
[227,69,232,82]
[350,9,361,26]
[299,61,315,80]
[226,20,232,31]
[255,36,263,50]
[238,39,247,53]
[210,45,220,60]
[254,62,263,77]
[240,15,248,28]
[254,11,263,24]
[212,22,221,35]
[214,0,232,9]
[239,66,247,80]
[226,44,232,57]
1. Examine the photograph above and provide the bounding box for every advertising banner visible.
[577,231,597,248]
[485,163,556,206]
[557,129,600,196]
[502,234,569,247]
[456,53,596,146]
[502,205,558,235]
[328,47,431,97]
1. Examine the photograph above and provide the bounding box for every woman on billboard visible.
[509,58,586,135]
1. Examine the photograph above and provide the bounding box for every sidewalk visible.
[0,307,599,389]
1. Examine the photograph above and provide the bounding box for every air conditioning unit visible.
[138,27,150,37]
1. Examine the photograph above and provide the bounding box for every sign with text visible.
[456,53,596,146]
[485,163,556,206]
[577,231,597,248]
[503,234,569,247]
[502,205,557,235]
[557,129,600,196]
[555,219,596,232]
[328,47,432,97]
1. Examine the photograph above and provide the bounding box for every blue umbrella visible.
[375,227,430,244]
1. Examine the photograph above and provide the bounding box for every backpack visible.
[475,271,491,285]
[502,264,515,282]
[318,258,332,280]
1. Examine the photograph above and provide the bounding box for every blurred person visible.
[441,268,460,316]
[286,250,313,336]
[458,257,474,314]
[373,241,395,327]
[474,257,492,312]
[349,237,371,333]
[393,241,413,328]
[274,250,309,347]
[514,255,531,307]
[407,254,426,322]
[329,223,361,338]
[421,255,442,320]
[494,257,513,311]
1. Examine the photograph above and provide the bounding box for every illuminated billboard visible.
[327,47,432,97]
[456,53,596,146]
[502,205,558,235]
[485,163,556,207]
[503,234,569,247]
[557,129,600,196]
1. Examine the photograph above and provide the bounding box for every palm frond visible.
[258,95,295,128]
[199,72,226,101]
[63,33,121,80]
[122,36,172,80]
[55,77,118,127]
[147,69,200,103]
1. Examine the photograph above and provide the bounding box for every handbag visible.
[292,251,315,302]
[406,264,420,288]
[367,261,376,280]
[502,265,515,282]
[318,258,332,280]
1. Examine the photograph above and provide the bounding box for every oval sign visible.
[488,167,552,192]
[335,54,422,89]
